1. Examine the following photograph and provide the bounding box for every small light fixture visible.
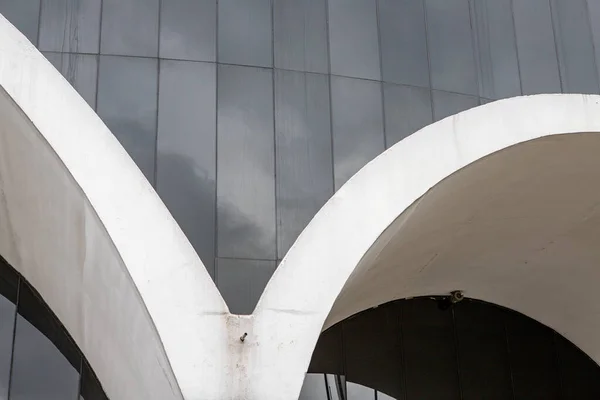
[450,290,464,304]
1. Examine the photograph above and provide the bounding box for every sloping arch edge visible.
[253,94,600,399]
[0,14,228,400]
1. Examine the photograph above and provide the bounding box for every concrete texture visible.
[257,94,600,399]
[0,14,228,400]
[4,10,600,400]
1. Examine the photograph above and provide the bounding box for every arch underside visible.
[255,94,600,399]
[0,81,183,399]
[330,130,600,351]
[0,55,184,400]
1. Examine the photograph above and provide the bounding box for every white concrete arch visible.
[253,93,600,399]
[7,8,600,399]
[0,15,229,400]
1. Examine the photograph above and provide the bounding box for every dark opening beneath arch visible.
[304,297,600,399]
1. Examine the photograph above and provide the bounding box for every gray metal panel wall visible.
[3,0,600,322]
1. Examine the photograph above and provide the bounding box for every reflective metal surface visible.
[513,0,562,94]
[2,1,600,397]
[3,0,600,318]
[218,0,272,67]
[11,288,80,400]
[0,0,40,44]
[383,83,432,147]
[426,0,478,95]
[100,0,159,57]
[274,69,332,257]
[157,59,217,277]
[432,90,479,121]
[216,258,276,315]
[217,64,276,260]
[43,52,98,109]
[379,0,429,87]
[331,76,384,189]
[470,0,521,99]
[328,0,380,80]
[274,0,328,73]
[39,0,101,53]
[96,55,158,184]
[551,0,599,94]
[160,0,216,62]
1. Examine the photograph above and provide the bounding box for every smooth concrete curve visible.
[0,15,229,400]
[6,9,600,400]
[254,94,600,399]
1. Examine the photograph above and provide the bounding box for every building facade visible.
[1,0,600,399]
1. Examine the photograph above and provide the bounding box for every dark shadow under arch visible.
[305,297,600,399]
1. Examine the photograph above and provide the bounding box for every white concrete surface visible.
[255,94,600,399]
[0,14,229,400]
[5,10,600,400]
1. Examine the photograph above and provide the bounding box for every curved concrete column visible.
[0,15,229,400]
[254,94,600,399]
